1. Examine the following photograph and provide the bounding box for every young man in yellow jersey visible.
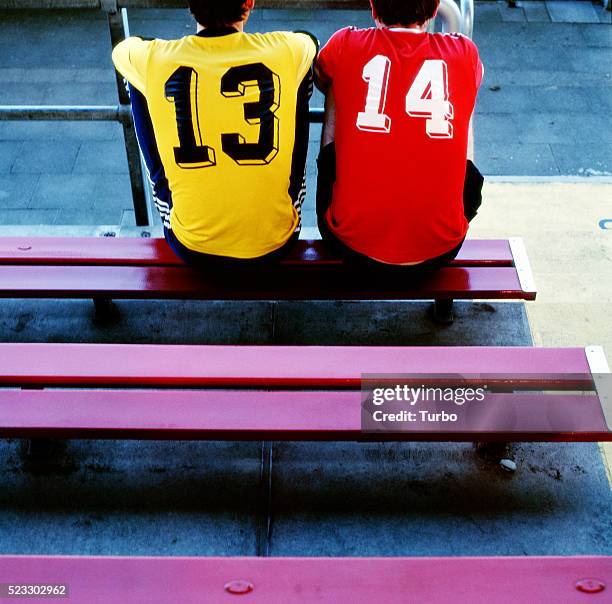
[112,0,317,267]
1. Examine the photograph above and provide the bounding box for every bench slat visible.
[0,265,534,300]
[0,238,514,267]
[0,389,607,441]
[0,555,609,603]
[0,344,591,387]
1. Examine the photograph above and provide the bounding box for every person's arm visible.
[314,61,331,94]
[321,87,336,147]
[468,37,483,161]
[111,37,153,93]
[316,53,335,146]
[464,39,484,219]
[315,31,344,223]
[291,31,319,83]
[315,60,336,148]
[315,28,347,146]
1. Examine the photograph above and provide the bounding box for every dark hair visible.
[371,0,440,26]
[187,0,248,28]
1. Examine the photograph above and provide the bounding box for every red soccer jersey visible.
[317,27,483,264]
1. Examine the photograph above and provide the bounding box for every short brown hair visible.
[187,0,248,28]
[371,0,440,26]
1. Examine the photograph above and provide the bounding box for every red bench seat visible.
[0,555,609,603]
[0,389,607,441]
[0,344,609,441]
[0,237,536,300]
[0,343,597,388]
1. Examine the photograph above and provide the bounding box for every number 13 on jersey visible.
[356,55,454,139]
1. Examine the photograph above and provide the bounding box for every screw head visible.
[224,580,254,595]
[575,578,606,594]
[17,245,32,251]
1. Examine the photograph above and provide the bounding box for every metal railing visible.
[0,0,474,225]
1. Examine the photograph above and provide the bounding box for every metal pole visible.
[0,106,125,121]
[437,0,463,34]
[0,105,325,123]
[460,0,474,37]
[117,6,156,226]
[0,1,373,7]
[106,2,150,226]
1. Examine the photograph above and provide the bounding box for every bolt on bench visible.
[0,555,609,603]
[0,237,536,324]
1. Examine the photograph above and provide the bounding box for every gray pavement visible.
[0,1,610,226]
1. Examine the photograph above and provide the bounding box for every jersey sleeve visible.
[464,37,484,89]
[317,27,351,82]
[112,37,153,94]
[288,31,318,81]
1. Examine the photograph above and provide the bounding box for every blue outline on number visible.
[599,219,612,230]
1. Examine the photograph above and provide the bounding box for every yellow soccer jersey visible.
[112,29,316,258]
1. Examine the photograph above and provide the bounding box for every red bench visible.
[0,237,536,303]
[1,343,609,442]
[0,555,609,603]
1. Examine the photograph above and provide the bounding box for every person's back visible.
[113,0,316,261]
[316,0,483,266]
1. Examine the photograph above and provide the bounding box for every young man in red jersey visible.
[315,0,484,274]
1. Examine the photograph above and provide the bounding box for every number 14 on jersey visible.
[356,55,454,139]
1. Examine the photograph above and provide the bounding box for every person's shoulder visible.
[150,35,190,50]
[150,35,233,63]
[239,31,307,54]
[320,26,375,57]
[245,31,319,61]
[430,32,479,54]
[327,26,373,45]
[249,30,314,46]
[136,36,188,58]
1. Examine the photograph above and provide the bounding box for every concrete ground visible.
[0,1,610,559]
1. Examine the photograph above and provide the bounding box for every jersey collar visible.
[196,26,240,38]
[385,27,426,34]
